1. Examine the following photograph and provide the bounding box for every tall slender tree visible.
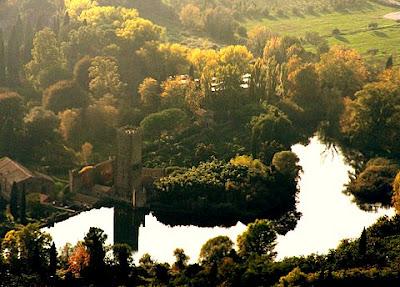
[386,55,393,70]
[358,227,367,260]
[19,183,26,224]
[0,29,5,86]
[10,182,19,220]
[6,17,23,86]
[49,242,58,277]
[22,20,34,64]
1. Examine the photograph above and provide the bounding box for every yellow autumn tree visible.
[316,46,368,98]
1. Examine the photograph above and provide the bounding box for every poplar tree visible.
[49,242,58,276]
[10,182,19,220]
[0,29,5,86]
[386,55,393,70]
[19,184,26,224]
[7,17,23,86]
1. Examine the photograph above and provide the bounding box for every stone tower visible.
[114,126,145,207]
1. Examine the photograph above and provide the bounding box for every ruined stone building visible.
[69,126,165,208]
[0,157,55,201]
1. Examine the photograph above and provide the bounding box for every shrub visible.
[276,9,285,17]
[332,28,341,35]
[368,22,378,30]
[237,25,247,38]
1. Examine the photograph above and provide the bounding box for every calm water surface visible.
[44,137,394,263]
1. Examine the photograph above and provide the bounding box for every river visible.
[43,137,394,263]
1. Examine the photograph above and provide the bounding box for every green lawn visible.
[245,1,400,62]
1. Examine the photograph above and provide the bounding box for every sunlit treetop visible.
[218,45,253,71]
[65,0,98,18]
[79,6,139,27]
[230,155,267,174]
[116,18,164,42]
[188,48,218,75]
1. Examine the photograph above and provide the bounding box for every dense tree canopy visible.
[153,154,300,227]
[341,80,400,157]
[346,158,399,210]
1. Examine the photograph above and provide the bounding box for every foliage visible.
[237,219,277,259]
[1,224,52,276]
[73,56,92,90]
[88,56,126,100]
[43,80,88,113]
[316,46,368,99]
[251,105,298,158]
[25,28,67,91]
[83,227,107,282]
[140,108,188,140]
[341,77,400,157]
[346,158,399,210]
[199,236,234,266]
[0,91,24,157]
[139,77,161,112]
[391,171,400,214]
[179,4,203,31]
[153,156,300,227]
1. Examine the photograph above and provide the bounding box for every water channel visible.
[43,137,394,263]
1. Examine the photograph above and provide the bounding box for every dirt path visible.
[384,11,400,20]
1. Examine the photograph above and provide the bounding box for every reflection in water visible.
[275,137,394,259]
[44,137,395,264]
[113,207,147,251]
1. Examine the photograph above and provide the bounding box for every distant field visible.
[245,1,400,63]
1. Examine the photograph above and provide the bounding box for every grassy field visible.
[245,1,400,63]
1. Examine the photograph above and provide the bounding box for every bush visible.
[262,7,270,17]
[292,7,301,16]
[140,108,188,140]
[237,25,247,38]
[345,158,399,210]
[332,28,341,35]
[43,80,88,113]
[368,22,378,30]
[276,9,285,17]
[306,5,315,14]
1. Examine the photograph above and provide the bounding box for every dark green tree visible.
[251,105,298,157]
[19,184,26,224]
[386,55,393,70]
[113,244,132,284]
[0,29,5,86]
[358,227,367,260]
[199,236,235,266]
[83,227,107,282]
[43,80,88,113]
[6,17,23,86]
[49,242,58,277]
[173,248,189,272]
[0,92,24,157]
[73,56,92,90]
[237,219,277,259]
[22,20,34,64]
[10,182,19,220]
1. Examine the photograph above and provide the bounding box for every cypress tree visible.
[58,12,71,41]
[0,29,5,86]
[49,242,58,277]
[19,183,26,224]
[63,12,70,27]
[188,64,195,79]
[6,17,23,87]
[10,182,19,220]
[22,20,34,64]
[386,55,393,70]
[358,227,367,260]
